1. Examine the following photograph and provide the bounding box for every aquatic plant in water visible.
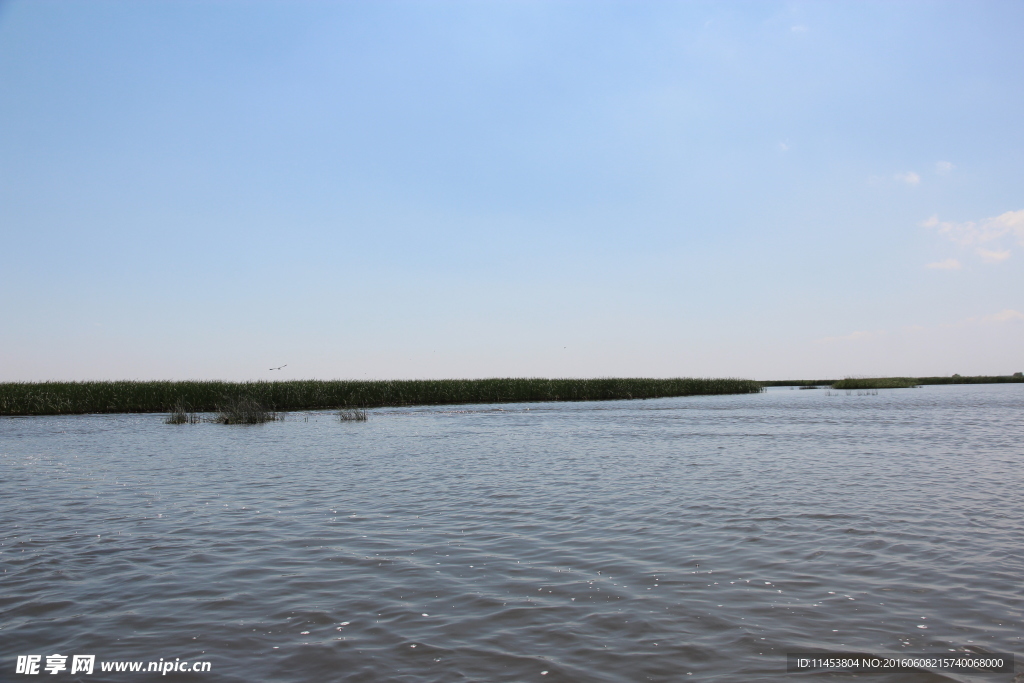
[212,396,278,424]
[0,378,765,416]
[165,401,200,424]
[830,377,919,390]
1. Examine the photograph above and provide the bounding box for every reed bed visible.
[164,396,277,425]
[914,374,1024,385]
[338,408,368,422]
[830,377,920,390]
[213,396,279,424]
[165,401,201,424]
[768,375,1023,391]
[0,377,763,416]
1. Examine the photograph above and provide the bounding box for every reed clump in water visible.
[914,374,1024,385]
[165,401,200,424]
[766,375,1023,388]
[338,408,368,422]
[213,396,278,424]
[830,377,919,390]
[0,377,764,416]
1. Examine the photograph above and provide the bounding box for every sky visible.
[1,0,1022,381]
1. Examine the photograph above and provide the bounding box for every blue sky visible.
[1,0,1022,381]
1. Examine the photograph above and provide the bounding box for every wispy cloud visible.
[895,171,920,186]
[922,210,1024,246]
[983,309,1024,323]
[790,25,809,33]
[922,209,1024,264]
[926,258,961,270]
[935,160,954,174]
[976,248,1010,263]
[778,141,790,152]
[812,313,1019,355]
[953,309,1024,326]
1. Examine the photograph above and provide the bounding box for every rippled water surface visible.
[2,385,1022,681]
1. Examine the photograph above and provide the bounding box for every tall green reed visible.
[0,377,763,416]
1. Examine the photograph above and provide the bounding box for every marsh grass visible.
[6,375,1021,417]
[915,374,1023,385]
[338,408,368,422]
[213,396,278,424]
[0,377,763,416]
[165,395,277,424]
[831,377,919,390]
[165,401,200,424]
[767,375,1023,389]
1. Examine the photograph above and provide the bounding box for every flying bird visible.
[269,364,287,371]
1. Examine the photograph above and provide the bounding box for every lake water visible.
[2,384,1021,681]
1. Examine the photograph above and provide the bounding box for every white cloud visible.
[922,209,1024,247]
[778,141,789,152]
[998,210,1024,244]
[983,309,1024,323]
[922,210,1024,264]
[926,258,962,270]
[790,25,809,33]
[894,171,920,186]
[935,160,954,174]
[953,309,1024,326]
[976,248,1010,263]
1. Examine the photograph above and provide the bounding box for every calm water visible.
[2,385,1022,682]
